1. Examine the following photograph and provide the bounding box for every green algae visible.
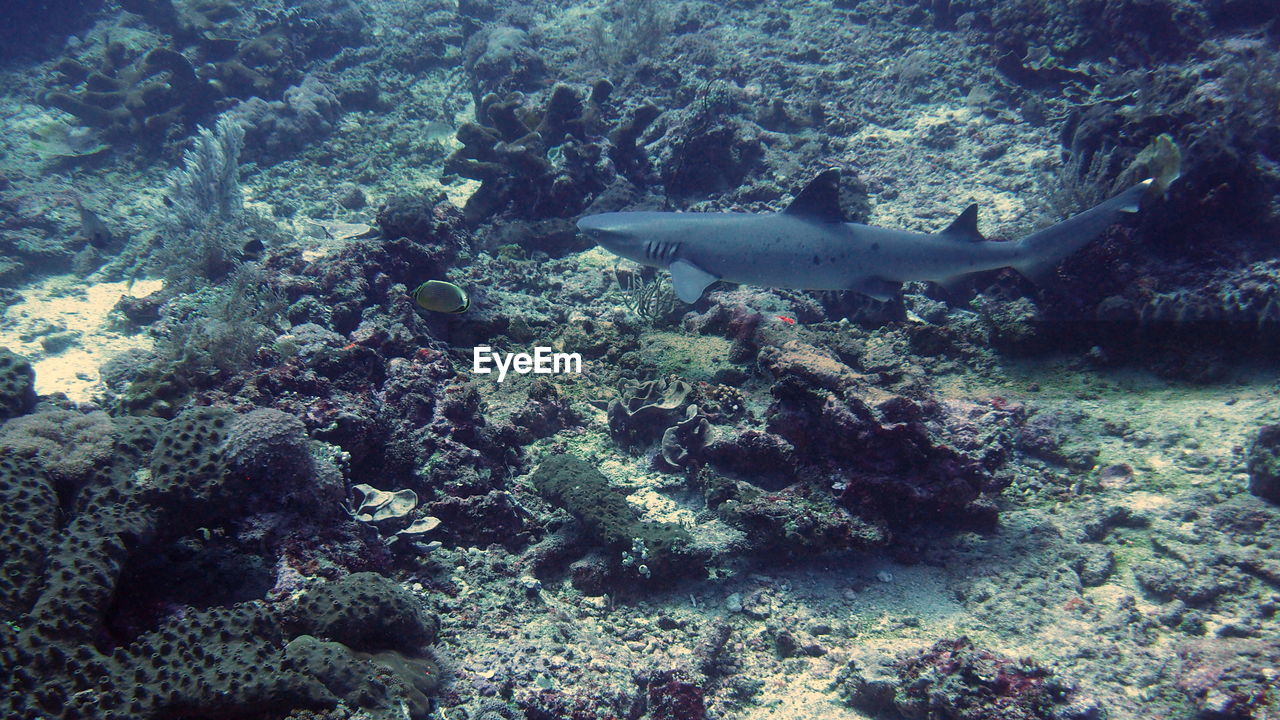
[636,331,737,384]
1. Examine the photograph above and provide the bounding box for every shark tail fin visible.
[1013,178,1152,282]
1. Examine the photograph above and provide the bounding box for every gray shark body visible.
[578,170,1151,303]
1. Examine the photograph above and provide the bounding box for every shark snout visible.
[576,213,625,236]
[578,211,681,267]
[577,213,634,254]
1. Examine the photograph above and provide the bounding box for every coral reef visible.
[44,37,286,145]
[656,85,764,200]
[608,376,694,448]
[166,115,245,230]
[462,26,546,103]
[2,0,1278,718]
[659,405,711,470]
[708,474,885,556]
[375,189,469,249]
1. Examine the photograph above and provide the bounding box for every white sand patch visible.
[849,122,911,146]
[910,103,977,132]
[0,275,164,402]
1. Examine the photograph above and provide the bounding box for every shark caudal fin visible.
[1013,179,1152,282]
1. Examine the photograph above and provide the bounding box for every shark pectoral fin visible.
[669,260,719,303]
[850,277,900,303]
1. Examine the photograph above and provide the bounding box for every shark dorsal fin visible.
[784,168,844,222]
[941,204,985,242]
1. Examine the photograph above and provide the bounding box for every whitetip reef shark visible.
[578,169,1152,303]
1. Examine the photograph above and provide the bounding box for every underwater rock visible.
[656,86,764,200]
[375,0,461,73]
[0,408,117,494]
[1246,424,1280,504]
[443,84,613,227]
[710,476,885,556]
[0,453,58,616]
[643,669,706,720]
[836,637,1093,720]
[683,298,766,363]
[508,379,582,444]
[223,408,323,487]
[1175,638,1280,720]
[377,349,517,494]
[609,101,662,184]
[976,0,1209,77]
[1016,406,1100,471]
[704,430,796,491]
[376,190,468,248]
[293,571,439,655]
[283,635,438,720]
[1072,545,1116,587]
[568,550,614,596]
[43,27,299,144]
[660,118,763,199]
[427,490,524,548]
[1013,43,1280,337]
[758,340,867,397]
[307,227,464,335]
[1132,558,1242,608]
